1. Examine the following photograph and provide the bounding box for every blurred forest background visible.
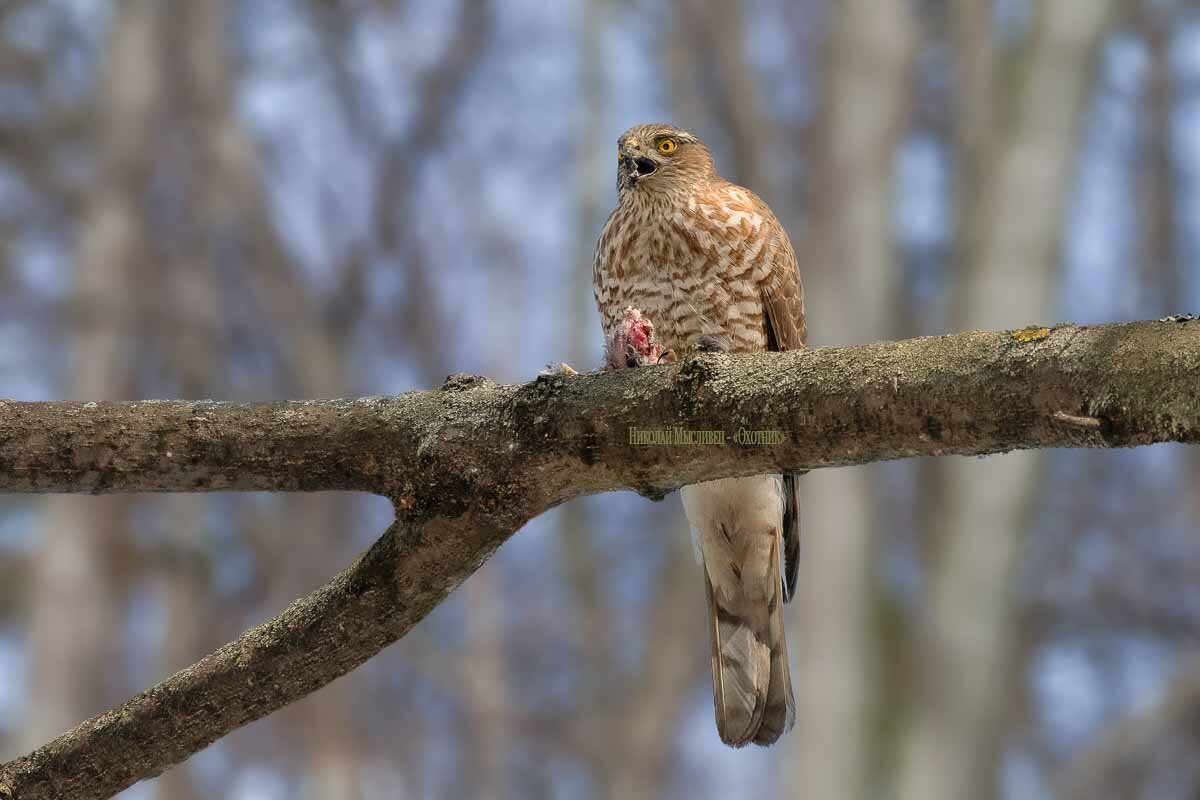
[1,0,1198,798]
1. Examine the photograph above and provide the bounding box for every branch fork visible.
[1,319,1198,799]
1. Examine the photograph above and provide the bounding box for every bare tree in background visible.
[308,4,514,796]
[560,4,623,790]
[783,3,918,798]
[150,4,231,795]
[1052,4,1200,794]
[23,0,162,751]
[4,2,1200,798]
[896,4,1117,800]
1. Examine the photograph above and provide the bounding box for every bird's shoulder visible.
[683,179,786,237]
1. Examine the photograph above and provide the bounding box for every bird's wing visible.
[760,215,807,350]
[760,217,806,603]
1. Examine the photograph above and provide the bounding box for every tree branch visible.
[1,319,1198,799]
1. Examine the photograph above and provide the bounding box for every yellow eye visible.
[656,138,678,155]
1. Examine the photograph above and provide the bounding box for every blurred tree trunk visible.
[310,3,499,789]
[21,0,162,752]
[608,527,701,800]
[150,2,237,796]
[786,3,917,799]
[153,200,217,793]
[1136,0,1179,314]
[561,1,624,793]
[170,1,364,795]
[672,0,780,195]
[459,571,510,800]
[896,4,1116,800]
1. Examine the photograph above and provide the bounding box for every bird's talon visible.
[693,335,729,353]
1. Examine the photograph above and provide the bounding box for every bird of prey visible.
[593,123,806,747]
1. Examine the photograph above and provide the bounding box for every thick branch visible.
[3,320,1197,501]
[1,319,1198,799]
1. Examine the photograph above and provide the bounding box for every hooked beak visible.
[618,151,657,188]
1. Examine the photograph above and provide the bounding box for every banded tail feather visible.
[684,476,796,747]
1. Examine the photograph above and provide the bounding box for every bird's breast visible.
[596,199,768,354]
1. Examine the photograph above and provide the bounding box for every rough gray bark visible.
[0,318,1198,799]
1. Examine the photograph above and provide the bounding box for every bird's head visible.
[615,124,716,196]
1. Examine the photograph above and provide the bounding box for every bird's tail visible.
[701,524,795,747]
